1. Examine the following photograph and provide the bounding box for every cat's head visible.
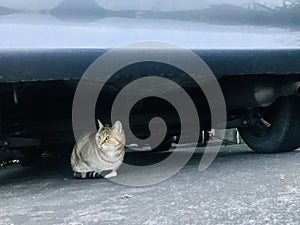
[95,119,125,151]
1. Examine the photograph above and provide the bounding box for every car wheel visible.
[238,96,300,153]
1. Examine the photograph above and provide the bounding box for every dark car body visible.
[1,0,300,160]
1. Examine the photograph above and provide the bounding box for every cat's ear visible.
[112,121,123,133]
[97,119,104,131]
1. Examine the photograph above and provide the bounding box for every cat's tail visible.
[73,171,103,179]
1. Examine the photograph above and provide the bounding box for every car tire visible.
[238,96,300,153]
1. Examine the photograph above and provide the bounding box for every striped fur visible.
[73,171,104,179]
[71,120,125,179]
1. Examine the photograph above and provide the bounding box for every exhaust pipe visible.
[223,79,300,111]
[255,81,300,107]
[281,81,300,96]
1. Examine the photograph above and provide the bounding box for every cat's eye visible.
[105,136,109,141]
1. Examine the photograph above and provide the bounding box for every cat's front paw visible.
[104,170,117,178]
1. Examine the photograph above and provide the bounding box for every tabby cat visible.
[71,120,125,179]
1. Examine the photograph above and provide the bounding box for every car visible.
[1,0,300,164]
